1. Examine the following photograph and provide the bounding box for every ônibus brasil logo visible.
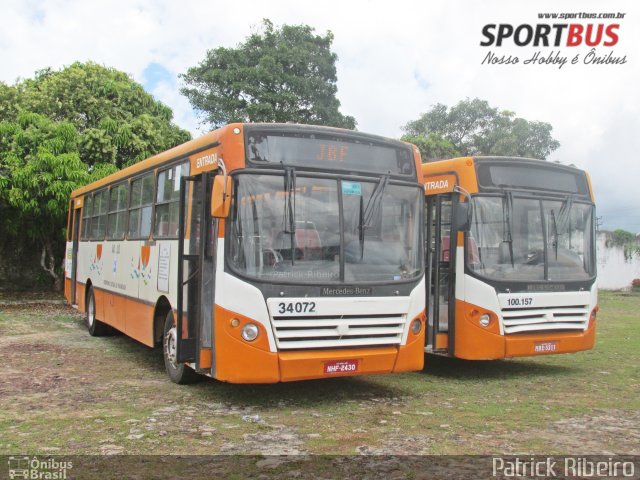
[8,457,72,480]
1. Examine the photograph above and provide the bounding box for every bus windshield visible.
[228,173,422,283]
[468,195,595,282]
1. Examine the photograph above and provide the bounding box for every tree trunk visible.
[40,240,62,292]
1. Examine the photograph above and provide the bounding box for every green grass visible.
[0,290,638,459]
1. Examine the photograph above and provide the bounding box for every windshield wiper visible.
[557,194,574,249]
[232,186,246,265]
[550,208,559,261]
[358,175,389,260]
[358,195,365,260]
[502,191,514,267]
[283,167,297,265]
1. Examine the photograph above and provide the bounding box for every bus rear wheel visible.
[85,286,110,336]
[163,311,200,384]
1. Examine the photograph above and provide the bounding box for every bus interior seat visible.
[440,236,451,262]
[275,226,322,260]
[440,235,481,264]
[467,236,480,264]
[295,229,322,259]
[157,215,169,237]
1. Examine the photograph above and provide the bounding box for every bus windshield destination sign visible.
[246,133,415,177]
[476,162,590,196]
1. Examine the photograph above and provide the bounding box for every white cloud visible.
[1,0,638,230]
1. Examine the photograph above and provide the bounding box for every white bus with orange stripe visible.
[422,157,597,360]
[65,123,426,384]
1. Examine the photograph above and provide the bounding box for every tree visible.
[14,63,191,167]
[0,82,20,121]
[400,133,458,162]
[0,112,117,290]
[401,98,560,161]
[609,229,640,261]
[611,229,636,245]
[181,19,356,129]
[0,62,191,290]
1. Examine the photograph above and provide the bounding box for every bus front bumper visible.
[504,321,596,358]
[213,324,425,383]
[454,320,596,360]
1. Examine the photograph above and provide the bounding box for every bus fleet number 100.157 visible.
[506,297,533,307]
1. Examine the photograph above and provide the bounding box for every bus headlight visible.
[241,323,259,342]
[479,314,491,327]
[411,319,422,335]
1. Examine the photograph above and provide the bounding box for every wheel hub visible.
[164,327,178,367]
[87,296,95,326]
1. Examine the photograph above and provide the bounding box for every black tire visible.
[85,286,110,336]
[163,310,200,384]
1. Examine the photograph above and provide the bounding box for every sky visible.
[2,0,639,232]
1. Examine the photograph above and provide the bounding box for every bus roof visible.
[71,123,239,198]
[423,155,586,172]
[422,156,593,200]
[71,123,418,198]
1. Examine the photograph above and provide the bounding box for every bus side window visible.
[155,162,189,238]
[128,173,154,239]
[107,183,128,240]
[90,190,108,240]
[81,195,93,240]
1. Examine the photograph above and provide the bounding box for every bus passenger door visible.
[70,204,82,305]
[425,194,456,355]
[176,172,215,369]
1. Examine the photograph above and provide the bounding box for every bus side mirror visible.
[453,201,472,232]
[211,175,232,218]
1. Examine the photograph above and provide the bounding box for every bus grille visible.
[271,314,406,350]
[501,305,590,334]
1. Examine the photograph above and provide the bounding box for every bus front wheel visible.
[85,286,110,336]
[163,311,200,384]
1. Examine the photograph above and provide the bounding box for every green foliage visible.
[1,113,90,239]
[0,82,21,121]
[0,62,191,288]
[402,98,560,161]
[400,133,459,162]
[611,229,636,246]
[78,127,117,165]
[15,62,191,168]
[609,229,640,261]
[181,19,356,129]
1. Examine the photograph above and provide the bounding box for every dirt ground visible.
[0,292,638,461]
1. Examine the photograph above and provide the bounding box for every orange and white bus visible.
[422,156,597,359]
[64,123,426,383]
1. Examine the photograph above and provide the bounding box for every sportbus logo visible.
[7,457,73,479]
[480,11,627,69]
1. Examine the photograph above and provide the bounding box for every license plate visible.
[324,359,359,374]
[534,341,558,353]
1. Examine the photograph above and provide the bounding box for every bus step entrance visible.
[175,172,215,367]
[176,175,203,364]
